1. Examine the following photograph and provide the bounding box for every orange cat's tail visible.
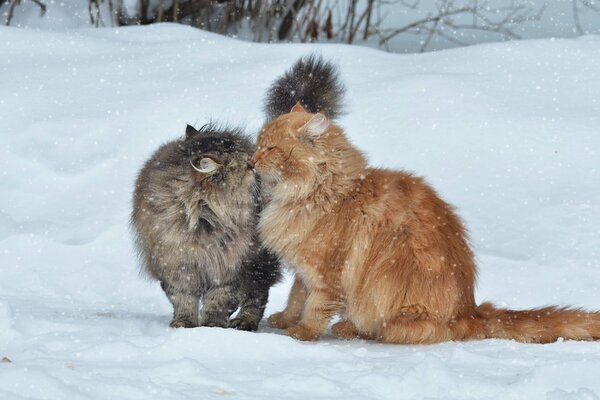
[474,302,600,343]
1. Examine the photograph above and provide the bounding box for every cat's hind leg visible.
[380,315,486,344]
[331,320,374,340]
[381,319,452,344]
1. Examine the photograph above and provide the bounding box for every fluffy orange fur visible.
[251,103,600,344]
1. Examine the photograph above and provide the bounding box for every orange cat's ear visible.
[290,102,307,113]
[300,112,330,139]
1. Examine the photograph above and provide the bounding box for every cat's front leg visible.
[161,282,200,328]
[268,275,308,329]
[231,248,282,331]
[286,287,341,341]
[201,285,238,328]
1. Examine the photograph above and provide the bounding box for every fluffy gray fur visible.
[264,54,345,121]
[131,124,281,331]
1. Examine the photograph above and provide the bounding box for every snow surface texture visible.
[1,24,600,400]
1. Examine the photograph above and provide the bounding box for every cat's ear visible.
[185,124,200,139]
[300,113,329,139]
[290,101,307,113]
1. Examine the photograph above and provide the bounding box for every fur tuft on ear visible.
[185,124,200,139]
[301,113,330,139]
[291,101,307,113]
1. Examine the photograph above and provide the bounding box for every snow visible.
[1,23,600,399]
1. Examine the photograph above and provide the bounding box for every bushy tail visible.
[474,302,600,343]
[264,54,345,121]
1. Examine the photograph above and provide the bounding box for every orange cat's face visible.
[251,104,331,186]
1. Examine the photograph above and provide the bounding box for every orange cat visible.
[251,56,600,344]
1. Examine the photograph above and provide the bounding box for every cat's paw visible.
[331,320,361,340]
[201,319,229,329]
[200,311,230,328]
[169,319,198,329]
[229,317,259,332]
[267,312,297,329]
[286,324,321,341]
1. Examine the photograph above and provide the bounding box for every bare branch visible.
[573,0,600,35]
[378,6,473,44]
[363,0,374,40]
[5,0,46,25]
[377,0,543,51]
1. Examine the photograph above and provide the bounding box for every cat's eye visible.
[190,157,220,174]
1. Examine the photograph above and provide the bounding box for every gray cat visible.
[131,124,281,330]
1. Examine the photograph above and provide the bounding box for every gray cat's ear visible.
[300,113,329,139]
[185,124,200,139]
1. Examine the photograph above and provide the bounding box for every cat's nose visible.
[247,159,255,170]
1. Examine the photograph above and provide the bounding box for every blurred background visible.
[2,0,599,53]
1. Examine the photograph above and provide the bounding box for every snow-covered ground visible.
[1,23,600,399]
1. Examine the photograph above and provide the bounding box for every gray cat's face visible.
[184,126,255,194]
